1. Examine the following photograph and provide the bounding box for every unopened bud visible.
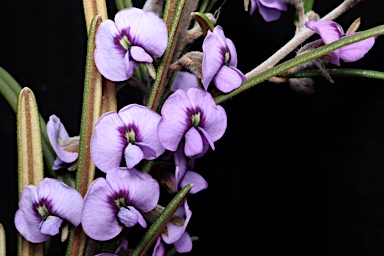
[61,136,80,153]
[244,0,250,11]
[170,51,203,79]
[346,17,361,35]
[143,0,165,17]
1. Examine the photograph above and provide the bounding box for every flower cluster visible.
[12,1,379,255]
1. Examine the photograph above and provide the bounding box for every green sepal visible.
[191,12,214,36]
[115,0,133,11]
[131,184,193,256]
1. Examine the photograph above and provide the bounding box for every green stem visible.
[131,184,193,256]
[115,0,132,11]
[215,24,384,104]
[290,68,384,80]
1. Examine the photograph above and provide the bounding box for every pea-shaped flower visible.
[94,7,168,81]
[202,26,246,93]
[90,104,165,172]
[81,167,159,241]
[14,178,83,243]
[158,87,227,157]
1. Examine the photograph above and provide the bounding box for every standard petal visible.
[95,20,129,81]
[202,31,226,89]
[226,38,238,67]
[90,111,127,173]
[15,210,48,243]
[124,143,144,169]
[106,168,159,213]
[158,89,193,152]
[339,35,375,62]
[82,178,122,241]
[184,127,203,157]
[174,231,193,253]
[258,3,283,22]
[259,0,287,11]
[130,46,153,63]
[170,71,198,92]
[37,178,83,226]
[47,115,78,163]
[115,8,168,56]
[180,171,208,194]
[187,87,227,142]
[212,65,244,93]
[118,104,165,158]
[39,216,63,236]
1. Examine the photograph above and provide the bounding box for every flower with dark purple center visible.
[14,178,83,243]
[94,7,168,81]
[81,167,159,241]
[202,26,246,93]
[90,104,165,173]
[158,87,227,157]
[305,20,376,66]
[249,0,288,22]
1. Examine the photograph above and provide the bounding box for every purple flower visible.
[305,20,376,66]
[250,0,287,22]
[173,142,208,194]
[153,201,193,255]
[202,26,246,93]
[47,115,78,170]
[170,71,198,92]
[81,167,159,241]
[94,7,168,81]
[90,104,165,172]
[158,87,227,157]
[14,178,83,243]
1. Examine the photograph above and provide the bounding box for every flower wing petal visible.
[162,201,192,244]
[130,46,153,63]
[95,20,129,81]
[174,231,193,253]
[82,178,122,241]
[339,35,375,62]
[39,216,63,236]
[226,38,238,67]
[202,30,226,89]
[115,8,168,56]
[91,112,127,173]
[184,127,203,157]
[171,71,198,92]
[124,143,144,169]
[212,65,244,93]
[180,171,208,194]
[258,3,283,22]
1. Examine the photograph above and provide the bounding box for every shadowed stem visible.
[289,69,384,80]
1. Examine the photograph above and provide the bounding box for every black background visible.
[1,0,384,255]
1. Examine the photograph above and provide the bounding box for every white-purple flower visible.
[14,178,83,243]
[81,167,159,241]
[158,87,227,157]
[305,20,376,66]
[153,201,193,255]
[47,115,78,170]
[90,104,165,173]
[249,0,288,22]
[94,7,168,81]
[202,26,246,93]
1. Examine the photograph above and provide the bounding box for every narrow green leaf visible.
[289,68,384,80]
[66,14,103,256]
[17,87,44,256]
[0,67,56,178]
[191,12,214,36]
[215,24,384,104]
[131,184,193,256]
